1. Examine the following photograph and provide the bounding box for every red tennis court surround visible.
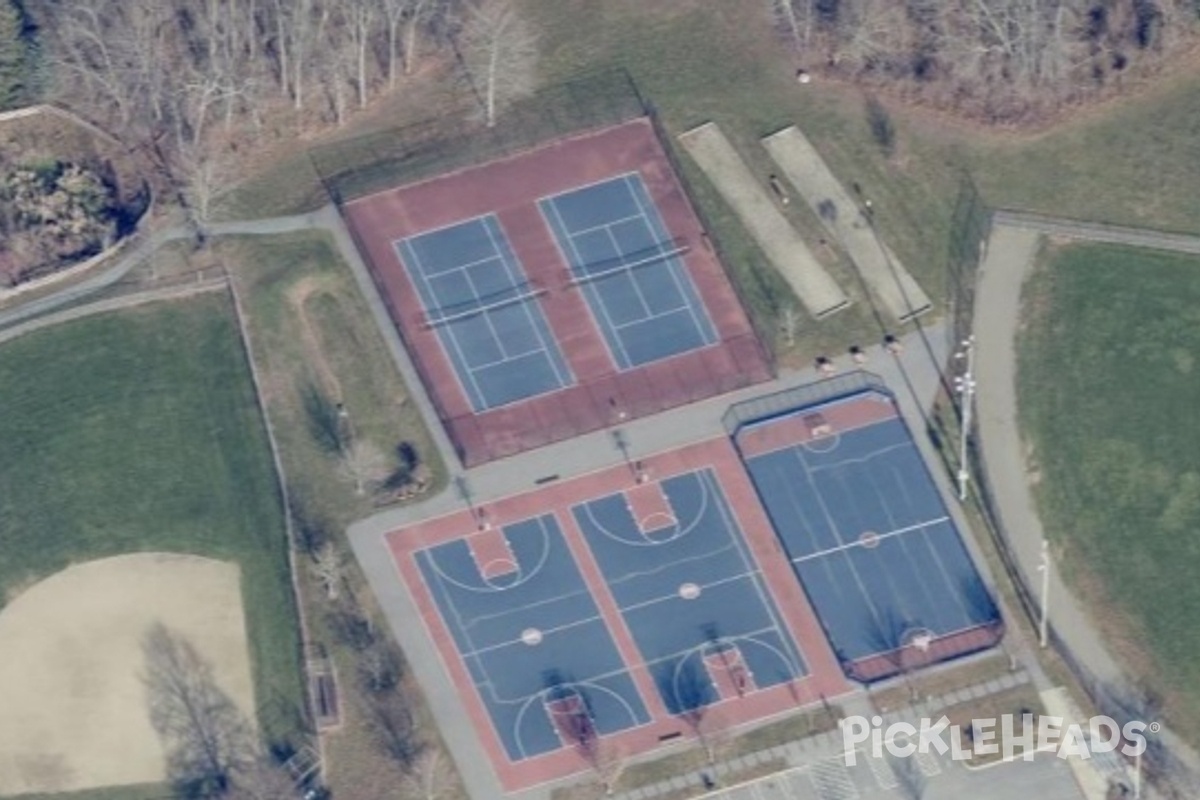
[385,437,851,792]
[343,118,771,466]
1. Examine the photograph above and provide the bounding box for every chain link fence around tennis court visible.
[309,69,647,206]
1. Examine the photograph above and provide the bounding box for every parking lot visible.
[698,747,1085,800]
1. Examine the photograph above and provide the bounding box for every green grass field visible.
[1018,242,1200,741]
[222,231,445,523]
[0,294,305,748]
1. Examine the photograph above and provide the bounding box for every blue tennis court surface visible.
[739,401,1000,673]
[396,215,573,412]
[540,174,718,370]
[415,515,649,761]
[572,469,807,714]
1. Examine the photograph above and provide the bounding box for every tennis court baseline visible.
[395,215,574,412]
[540,173,718,370]
[414,514,649,761]
[738,396,1000,673]
[572,469,807,714]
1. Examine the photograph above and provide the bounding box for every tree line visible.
[774,0,1200,121]
[12,0,537,228]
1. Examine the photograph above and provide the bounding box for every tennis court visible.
[344,118,771,465]
[733,388,1001,681]
[396,214,573,412]
[572,469,807,714]
[414,513,649,761]
[540,173,718,370]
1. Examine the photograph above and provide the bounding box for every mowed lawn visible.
[1018,243,1200,737]
[0,293,305,745]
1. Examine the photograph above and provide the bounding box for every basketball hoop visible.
[804,412,833,439]
[903,628,935,653]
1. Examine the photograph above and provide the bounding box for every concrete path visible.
[0,278,229,347]
[992,211,1200,255]
[0,208,332,331]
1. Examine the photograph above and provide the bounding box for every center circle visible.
[679,582,701,600]
[521,628,543,646]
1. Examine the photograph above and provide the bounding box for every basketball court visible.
[385,439,850,791]
[571,468,807,715]
[730,385,1003,682]
[343,118,770,466]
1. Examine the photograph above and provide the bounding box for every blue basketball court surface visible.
[395,215,574,412]
[572,469,807,714]
[540,173,718,370]
[737,395,999,674]
[414,515,649,761]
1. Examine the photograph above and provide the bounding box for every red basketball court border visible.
[342,118,771,467]
[384,437,851,793]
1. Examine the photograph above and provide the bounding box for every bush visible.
[0,159,120,285]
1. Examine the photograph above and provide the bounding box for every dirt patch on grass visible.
[0,553,254,795]
[285,275,344,402]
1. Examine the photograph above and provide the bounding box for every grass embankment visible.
[220,231,456,800]
[0,294,305,755]
[1018,242,1200,744]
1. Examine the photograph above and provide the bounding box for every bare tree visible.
[142,624,257,798]
[551,690,625,795]
[459,0,537,127]
[229,757,300,800]
[174,135,237,228]
[772,0,805,48]
[343,0,376,108]
[359,641,403,693]
[674,658,733,768]
[310,542,345,600]
[401,748,456,800]
[369,692,424,770]
[337,439,391,496]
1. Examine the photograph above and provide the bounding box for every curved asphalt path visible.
[0,208,333,330]
[975,215,1200,784]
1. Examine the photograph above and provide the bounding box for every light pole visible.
[1038,538,1051,648]
[953,336,977,501]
